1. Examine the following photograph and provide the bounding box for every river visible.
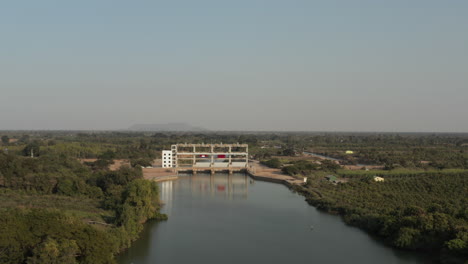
[117,174,435,264]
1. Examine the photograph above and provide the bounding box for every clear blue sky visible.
[1,0,467,131]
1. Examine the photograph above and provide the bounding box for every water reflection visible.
[191,174,249,199]
[160,174,249,212]
[160,180,174,216]
[119,175,435,264]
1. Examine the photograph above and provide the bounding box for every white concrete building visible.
[166,143,248,168]
[162,150,173,168]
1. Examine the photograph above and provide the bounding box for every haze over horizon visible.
[1,1,467,132]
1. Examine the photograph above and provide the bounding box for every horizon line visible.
[1,129,468,134]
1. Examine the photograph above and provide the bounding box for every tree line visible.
[294,172,468,263]
[0,151,165,264]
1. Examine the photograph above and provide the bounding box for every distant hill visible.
[127,123,207,132]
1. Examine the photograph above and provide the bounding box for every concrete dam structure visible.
[162,143,249,174]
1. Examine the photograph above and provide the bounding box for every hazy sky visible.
[1,0,467,132]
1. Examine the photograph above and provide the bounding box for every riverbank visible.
[294,171,468,264]
[143,167,178,182]
[142,163,464,264]
[142,161,300,185]
[247,160,305,187]
[118,173,435,264]
[246,161,466,263]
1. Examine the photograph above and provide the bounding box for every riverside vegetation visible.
[263,160,467,263]
[296,169,467,264]
[0,140,165,263]
[0,131,467,263]
[258,134,467,263]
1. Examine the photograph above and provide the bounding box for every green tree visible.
[55,179,76,196]
[19,134,30,143]
[282,148,296,156]
[23,142,40,157]
[1,135,9,145]
[0,209,116,264]
[446,231,468,256]
[130,158,152,168]
[261,158,282,168]
[99,150,116,160]
[321,159,341,172]
[116,179,160,241]
[394,227,420,248]
[27,237,78,264]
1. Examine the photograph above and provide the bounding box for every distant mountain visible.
[127,123,207,132]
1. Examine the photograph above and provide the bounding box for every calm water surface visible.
[117,174,435,264]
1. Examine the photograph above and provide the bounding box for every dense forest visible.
[0,142,164,263]
[0,131,467,263]
[292,172,468,263]
[262,158,467,262]
[1,131,467,170]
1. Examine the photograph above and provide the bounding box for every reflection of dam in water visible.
[160,179,174,215]
[190,174,249,199]
[120,174,434,264]
[159,174,250,214]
